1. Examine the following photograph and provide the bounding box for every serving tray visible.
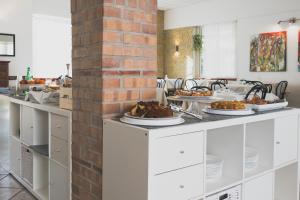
[203,106,255,116]
[246,101,288,111]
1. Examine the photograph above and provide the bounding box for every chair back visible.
[157,79,166,88]
[245,85,267,100]
[217,79,228,85]
[210,81,226,91]
[185,79,198,90]
[264,84,273,93]
[275,81,288,99]
[191,86,212,91]
[174,78,184,90]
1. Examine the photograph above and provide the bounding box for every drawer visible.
[51,114,69,141]
[21,145,33,186]
[152,164,204,200]
[153,131,204,174]
[51,136,68,167]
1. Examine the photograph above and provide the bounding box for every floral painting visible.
[250,31,287,72]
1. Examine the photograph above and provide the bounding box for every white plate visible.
[124,112,183,120]
[120,116,185,126]
[168,95,223,101]
[203,107,255,116]
[246,101,288,111]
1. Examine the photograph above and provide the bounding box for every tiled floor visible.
[0,100,36,200]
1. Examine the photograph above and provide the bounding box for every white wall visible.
[0,0,71,79]
[32,14,72,78]
[165,0,300,107]
[0,0,32,78]
[237,11,300,107]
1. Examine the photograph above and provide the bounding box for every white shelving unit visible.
[103,109,300,200]
[8,97,72,200]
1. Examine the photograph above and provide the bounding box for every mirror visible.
[0,33,15,56]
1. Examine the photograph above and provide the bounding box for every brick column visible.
[71,0,157,199]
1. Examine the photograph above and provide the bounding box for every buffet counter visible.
[4,94,72,200]
[103,108,300,200]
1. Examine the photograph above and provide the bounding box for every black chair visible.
[157,79,166,88]
[210,81,227,91]
[245,85,268,100]
[167,78,184,96]
[275,81,288,99]
[185,79,198,90]
[191,86,212,91]
[246,80,264,85]
[264,84,273,93]
[216,79,228,85]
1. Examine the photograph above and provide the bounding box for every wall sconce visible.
[278,17,300,25]
[175,45,179,57]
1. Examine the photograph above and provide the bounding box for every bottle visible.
[25,67,32,81]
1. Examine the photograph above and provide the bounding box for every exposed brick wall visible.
[71,0,157,199]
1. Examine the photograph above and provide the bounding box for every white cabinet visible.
[50,161,69,200]
[21,106,34,145]
[274,115,298,167]
[152,165,204,200]
[244,173,273,200]
[10,137,21,176]
[51,136,68,167]
[51,114,69,141]
[153,131,204,174]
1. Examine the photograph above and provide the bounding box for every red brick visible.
[102,78,120,88]
[103,6,122,18]
[103,31,122,42]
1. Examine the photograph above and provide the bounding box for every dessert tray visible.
[203,107,255,116]
[120,112,185,126]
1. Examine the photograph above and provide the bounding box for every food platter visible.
[246,101,288,111]
[203,106,255,116]
[121,113,185,126]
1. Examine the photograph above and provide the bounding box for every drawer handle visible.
[179,185,185,189]
[56,125,61,129]
[179,150,185,154]
[55,149,61,152]
[276,141,280,145]
[30,126,33,129]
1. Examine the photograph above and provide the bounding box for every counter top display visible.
[104,108,300,200]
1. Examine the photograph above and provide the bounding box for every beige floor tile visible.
[0,188,21,200]
[11,190,36,200]
[0,176,23,189]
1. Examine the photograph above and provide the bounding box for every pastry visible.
[211,101,246,110]
[130,101,173,118]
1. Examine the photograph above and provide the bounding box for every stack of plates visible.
[206,154,224,180]
[245,147,259,171]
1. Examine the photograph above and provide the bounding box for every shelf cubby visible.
[274,163,298,200]
[33,109,49,145]
[206,125,244,193]
[33,152,49,200]
[9,102,20,139]
[245,120,274,178]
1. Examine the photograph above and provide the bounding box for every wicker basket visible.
[59,87,72,110]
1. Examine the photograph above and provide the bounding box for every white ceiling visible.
[158,0,209,10]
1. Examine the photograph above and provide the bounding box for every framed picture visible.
[298,31,300,72]
[0,33,15,57]
[250,31,287,72]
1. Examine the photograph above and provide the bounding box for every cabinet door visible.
[244,173,273,200]
[274,115,298,167]
[50,161,69,200]
[21,106,34,145]
[10,137,21,176]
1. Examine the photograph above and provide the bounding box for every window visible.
[201,22,237,78]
